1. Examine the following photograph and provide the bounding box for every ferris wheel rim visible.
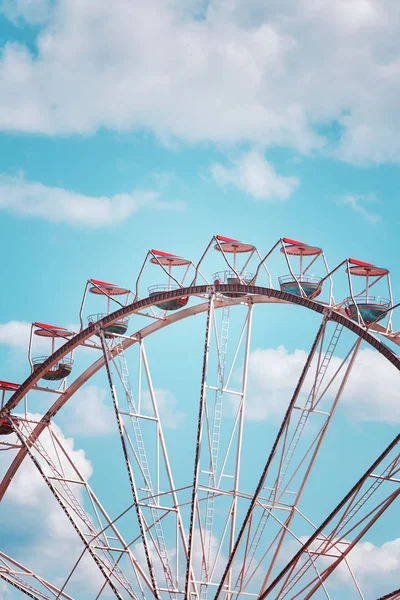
[0,285,398,506]
[1,284,399,598]
[2,283,399,417]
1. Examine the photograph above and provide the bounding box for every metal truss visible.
[213,317,369,599]
[0,254,399,600]
[259,434,400,599]
[0,551,74,599]
[184,294,255,599]
[10,416,153,599]
[100,329,198,600]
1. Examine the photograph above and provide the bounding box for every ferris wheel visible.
[0,234,399,600]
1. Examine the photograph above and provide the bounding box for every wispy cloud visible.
[234,346,400,425]
[60,386,115,437]
[142,389,186,429]
[0,174,185,228]
[337,193,381,224]
[2,1,400,163]
[211,151,299,201]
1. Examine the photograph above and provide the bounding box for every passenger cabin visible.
[345,261,390,326]
[87,280,130,337]
[279,240,323,298]
[32,356,73,380]
[213,236,256,297]
[32,323,74,380]
[0,381,20,426]
[148,251,190,311]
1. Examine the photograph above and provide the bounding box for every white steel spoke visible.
[1,233,399,600]
[101,328,198,599]
[0,551,75,600]
[140,340,198,596]
[100,331,161,599]
[11,417,150,600]
[245,333,362,597]
[214,320,327,598]
[259,434,400,599]
[185,293,215,600]
[228,305,253,592]
[184,292,255,599]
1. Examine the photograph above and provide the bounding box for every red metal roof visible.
[90,278,117,287]
[348,258,375,267]
[0,380,19,390]
[283,237,305,245]
[216,235,240,243]
[151,249,180,257]
[34,322,68,331]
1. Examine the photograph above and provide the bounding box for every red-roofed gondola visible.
[213,235,256,297]
[345,259,391,325]
[31,323,74,381]
[88,314,130,337]
[86,279,130,337]
[279,238,323,298]
[148,250,190,311]
[32,356,73,381]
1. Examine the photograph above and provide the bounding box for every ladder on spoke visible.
[275,324,343,497]
[236,324,344,592]
[276,324,343,494]
[201,304,230,599]
[113,340,175,593]
[20,422,137,598]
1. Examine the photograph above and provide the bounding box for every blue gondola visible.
[345,297,389,325]
[88,314,129,338]
[32,356,73,381]
[346,262,391,326]
[148,286,189,311]
[213,271,254,298]
[279,275,322,298]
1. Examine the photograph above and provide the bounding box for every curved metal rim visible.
[3,284,399,414]
[0,284,399,503]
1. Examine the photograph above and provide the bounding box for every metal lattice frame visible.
[0,282,399,599]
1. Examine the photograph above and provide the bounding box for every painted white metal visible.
[1,271,399,600]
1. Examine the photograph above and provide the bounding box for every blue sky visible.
[0,1,399,598]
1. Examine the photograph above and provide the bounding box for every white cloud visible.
[211,151,299,200]
[286,535,400,596]
[0,0,400,163]
[60,385,115,437]
[242,346,308,421]
[340,348,400,423]
[319,537,400,595]
[338,193,381,223]
[0,416,109,595]
[0,581,14,598]
[0,174,184,227]
[344,537,400,590]
[242,345,400,424]
[142,389,186,429]
[1,414,93,506]
[0,320,33,352]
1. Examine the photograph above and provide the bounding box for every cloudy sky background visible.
[0,0,400,598]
